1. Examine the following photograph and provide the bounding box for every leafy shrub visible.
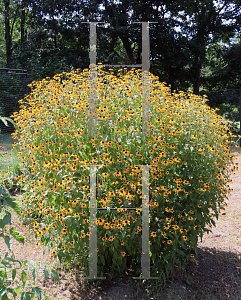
[0,180,60,300]
[0,116,59,299]
[11,64,240,282]
[0,119,24,196]
[0,165,24,197]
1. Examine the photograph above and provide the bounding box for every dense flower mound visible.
[11,63,239,281]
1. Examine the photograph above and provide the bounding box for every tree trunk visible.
[169,65,175,93]
[4,0,12,67]
[20,5,26,44]
[193,59,201,94]
[136,41,142,64]
[118,32,135,65]
[193,3,206,95]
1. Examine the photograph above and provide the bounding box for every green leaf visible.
[50,269,60,284]
[0,274,6,284]
[22,269,27,286]
[43,292,51,300]
[177,249,186,256]
[4,235,12,252]
[100,254,105,266]
[113,237,118,248]
[7,286,18,297]
[113,250,118,262]
[43,270,49,280]
[1,293,9,300]
[21,292,32,300]
[131,229,136,240]
[210,218,216,226]
[179,240,186,250]
[30,260,35,266]
[135,219,141,227]
[186,275,193,285]
[0,116,8,127]
[11,268,17,281]
[0,212,11,229]
[9,227,24,244]
[16,286,21,296]
[3,198,21,216]
[4,252,16,262]
[31,287,42,300]
[31,267,37,284]
[0,116,20,131]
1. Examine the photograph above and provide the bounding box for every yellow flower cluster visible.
[10,63,239,274]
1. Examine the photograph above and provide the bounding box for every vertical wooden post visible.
[80,20,158,280]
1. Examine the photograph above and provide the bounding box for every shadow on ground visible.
[69,247,241,300]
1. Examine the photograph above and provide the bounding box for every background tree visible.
[1,0,241,95]
[3,0,11,67]
[202,33,241,91]
[180,0,241,94]
[0,1,6,67]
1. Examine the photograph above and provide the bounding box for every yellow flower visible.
[104,223,110,229]
[34,222,39,228]
[37,230,43,236]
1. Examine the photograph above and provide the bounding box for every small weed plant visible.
[0,146,24,195]
[10,64,240,282]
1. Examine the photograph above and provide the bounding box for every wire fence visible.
[0,67,240,147]
[0,68,28,134]
[200,89,241,147]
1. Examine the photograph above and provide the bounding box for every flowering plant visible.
[10,63,240,282]
[0,115,59,299]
